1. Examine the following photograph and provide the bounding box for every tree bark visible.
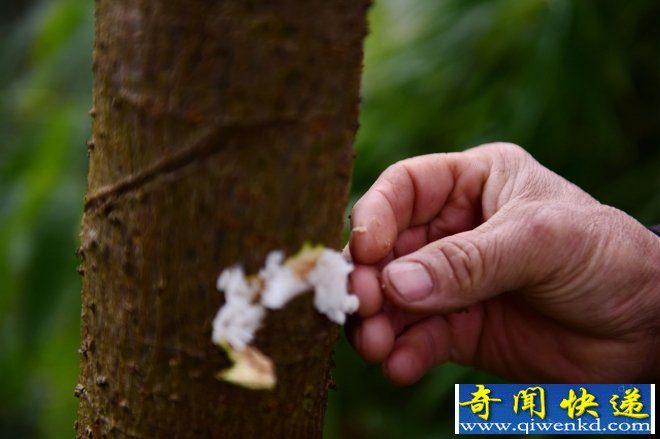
[76,1,368,437]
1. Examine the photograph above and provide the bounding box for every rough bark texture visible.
[76,1,368,437]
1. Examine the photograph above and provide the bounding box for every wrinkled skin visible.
[346,143,660,384]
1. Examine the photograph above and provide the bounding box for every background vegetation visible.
[1,0,658,437]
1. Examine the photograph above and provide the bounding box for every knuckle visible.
[525,203,575,244]
[521,203,588,278]
[432,237,486,296]
[382,160,406,182]
[493,141,525,155]
[482,141,527,160]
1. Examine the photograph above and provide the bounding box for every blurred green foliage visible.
[0,0,93,437]
[0,0,658,438]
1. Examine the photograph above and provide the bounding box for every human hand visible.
[347,142,659,384]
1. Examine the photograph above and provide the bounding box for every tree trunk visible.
[76,1,368,437]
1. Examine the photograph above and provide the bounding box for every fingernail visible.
[387,262,433,302]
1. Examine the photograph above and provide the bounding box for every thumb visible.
[382,205,571,313]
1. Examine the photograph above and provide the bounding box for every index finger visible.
[349,148,492,265]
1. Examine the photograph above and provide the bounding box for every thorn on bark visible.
[74,383,86,398]
[95,375,108,387]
